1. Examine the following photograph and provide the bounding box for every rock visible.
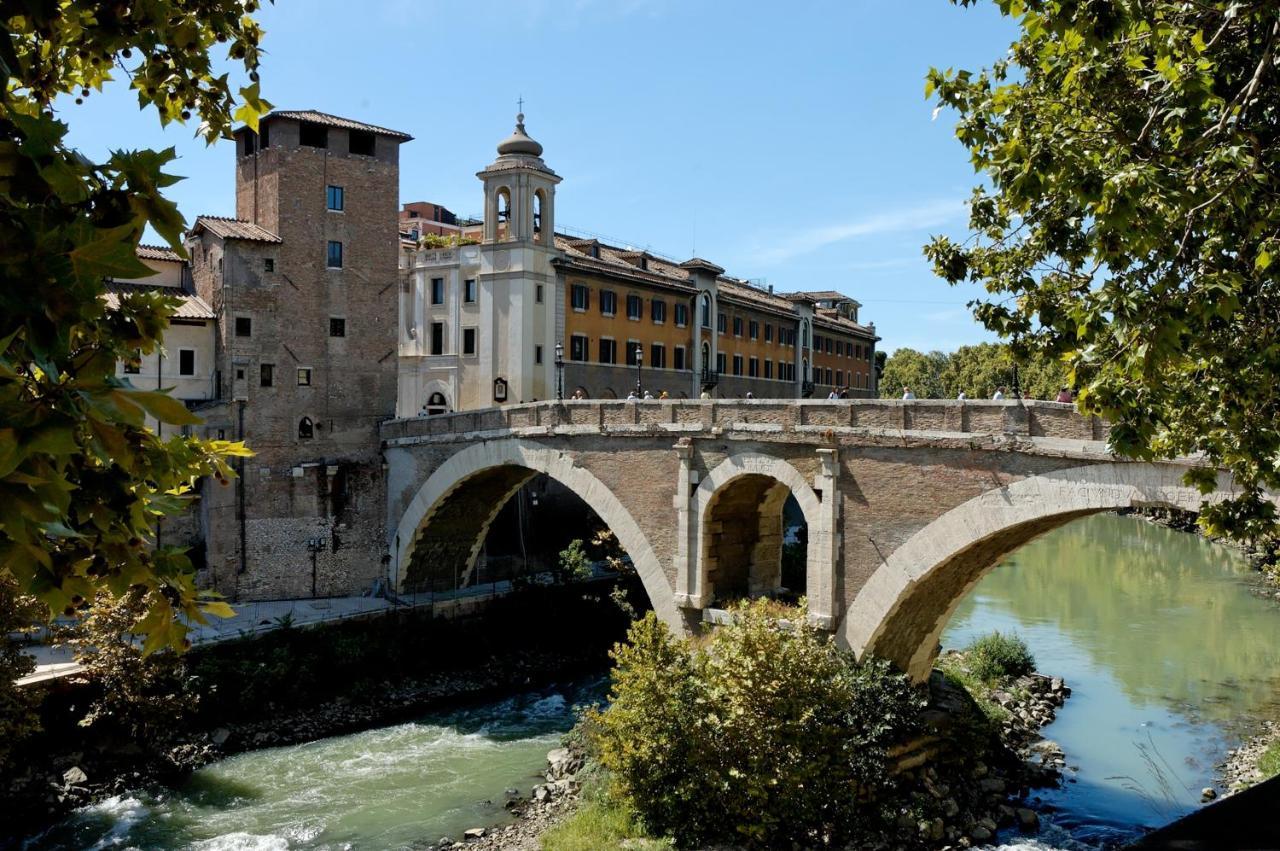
[1050,677,1064,692]
[533,784,549,802]
[1017,807,1040,831]
[1202,787,1217,802]
[978,777,1006,794]
[463,827,485,839]
[973,761,988,778]
[211,727,232,747]
[62,767,87,786]
[929,816,946,841]
[971,825,993,841]
[546,747,572,777]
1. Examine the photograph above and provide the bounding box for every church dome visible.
[497,113,543,157]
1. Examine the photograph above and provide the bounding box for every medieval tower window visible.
[264,258,274,272]
[327,241,343,269]
[349,129,375,156]
[298,417,314,439]
[326,185,344,211]
[299,122,328,148]
[260,363,274,387]
[329,317,346,337]
[297,367,312,386]
[235,316,252,337]
[178,349,196,377]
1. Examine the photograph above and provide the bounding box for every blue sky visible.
[62,0,1016,354]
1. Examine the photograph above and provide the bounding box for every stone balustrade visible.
[380,398,1108,445]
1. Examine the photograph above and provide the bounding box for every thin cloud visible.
[751,199,965,265]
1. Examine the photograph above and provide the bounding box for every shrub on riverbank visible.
[1259,739,1280,780]
[964,631,1035,685]
[584,601,926,849]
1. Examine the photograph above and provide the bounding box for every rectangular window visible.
[733,316,743,337]
[674,303,688,327]
[717,352,727,374]
[329,317,346,337]
[600,290,617,316]
[349,129,375,156]
[299,122,328,148]
[749,321,759,341]
[764,359,773,379]
[847,342,854,357]
[264,258,274,272]
[651,299,666,324]
[535,284,544,303]
[814,334,823,351]
[464,279,477,303]
[326,185,344,211]
[748,357,759,378]
[626,294,643,320]
[764,323,773,343]
[431,278,445,305]
[260,363,273,387]
[327,240,343,268]
[836,370,844,386]
[297,367,312,386]
[571,284,589,311]
[431,322,444,355]
[732,354,743,376]
[625,340,641,366]
[570,334,588,362]
[825,368,833,385]
[674,346,686,371]
[651,343,666,369]
[717,313,727,334]
[235,316,252,337]
[463,327,476,355]
[535,344,543,364]
[855,344,862,359]
[599,338,617,364]
[178,349,195,377]
[826,338,833,354]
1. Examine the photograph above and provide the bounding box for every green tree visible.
[587,603,925,849]
[555,539,592,584]
[940,342,1067,400]
[926,1,1280,539]
[877,347,948,398]
[0,575,41,768]
[0,2,268,647]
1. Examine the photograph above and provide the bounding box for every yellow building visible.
[397,114,878,413]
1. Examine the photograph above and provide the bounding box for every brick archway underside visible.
[841,462,1246,682]
[394,439,681,631]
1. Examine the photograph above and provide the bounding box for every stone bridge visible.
[381,399,1237,682]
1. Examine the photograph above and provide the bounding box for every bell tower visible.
[475,111,562,403]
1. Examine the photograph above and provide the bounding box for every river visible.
[25,514,1280,850]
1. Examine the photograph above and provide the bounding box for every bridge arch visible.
[841,462,1247,682]
[691,453,824,608]
[393,439,681,630]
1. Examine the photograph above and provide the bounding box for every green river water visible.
[24,514,1280,850]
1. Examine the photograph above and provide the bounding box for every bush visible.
[585,601,926,849]
[1258,739,1280,780]
[964,631,1035,684]
[0,574,41,769]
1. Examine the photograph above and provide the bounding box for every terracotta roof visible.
[192,215,282,243]
[104,283,215,320]
[787,289,858,304]
[136,244,184,263]
[265,110,413,141]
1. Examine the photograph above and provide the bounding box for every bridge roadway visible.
[381,398,1238,682]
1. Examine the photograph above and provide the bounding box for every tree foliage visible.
[0,574,41,768]
[586,603,926,849]
[0,2,269,646]
[879,342,1067,399]
[926,1,1280,539]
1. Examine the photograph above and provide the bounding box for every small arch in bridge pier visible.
[688,453,828,620]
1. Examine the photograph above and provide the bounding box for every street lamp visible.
[554,341,564,401]
[634,343,644,397]
[1011,363,1022,400]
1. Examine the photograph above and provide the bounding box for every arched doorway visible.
[425,391,448,416]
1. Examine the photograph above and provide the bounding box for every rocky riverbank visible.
[1217,719,1280,795]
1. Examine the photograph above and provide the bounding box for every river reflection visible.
[944,513,1280,844]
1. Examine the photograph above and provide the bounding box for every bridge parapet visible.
[381,399,1109,447]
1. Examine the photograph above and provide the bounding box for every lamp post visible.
[634,343,643,397]
[1011,363,1022,400]
[554,341,564,401]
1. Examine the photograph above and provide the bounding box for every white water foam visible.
[79,795,151,850]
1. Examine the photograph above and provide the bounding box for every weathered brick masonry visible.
[383,398,1247,680]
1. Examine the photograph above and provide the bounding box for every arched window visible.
[600,388,618,400]
[801,321,810,350]
[533,189,546,241]
[701,341,711,373]
[802,358,809,382]
[298,417,314,439]
[496,187,511,226]
[425,391,448,416]
[700,293,712,329]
